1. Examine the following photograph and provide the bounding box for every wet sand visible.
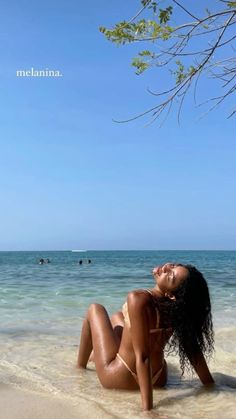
[0,383,113,419]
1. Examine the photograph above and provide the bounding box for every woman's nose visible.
[162,264,169,273]
[163,263,173,272]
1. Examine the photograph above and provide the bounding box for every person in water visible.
[77,263,214,411]
[39,258,50,264]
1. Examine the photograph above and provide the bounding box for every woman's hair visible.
[157,264,214,375]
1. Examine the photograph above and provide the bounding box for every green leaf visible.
[188,66,196,76]
[141,0,151,6]
[138,50,152,57]
[159,6,173,24]
[227,2,236,8]
[132,57,150,75]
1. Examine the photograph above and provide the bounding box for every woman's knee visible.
[110,311,124,327]
[87,303,106,317]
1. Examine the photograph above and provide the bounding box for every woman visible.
[77,263,214,411]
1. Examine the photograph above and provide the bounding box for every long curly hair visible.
[157,264,214,375]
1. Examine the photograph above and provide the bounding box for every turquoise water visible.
[1,250,235,333]
[0,251,236,418]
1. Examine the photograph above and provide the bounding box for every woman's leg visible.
[88,310,124,362]
[77,316,93,368]
[77,304,120,374]
[77,304,140,390]
[110,310,124,344]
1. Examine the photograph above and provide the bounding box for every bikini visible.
[116,289,172,385]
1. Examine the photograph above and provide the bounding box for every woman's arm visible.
[127,291,153,411]
[189,350,214,385]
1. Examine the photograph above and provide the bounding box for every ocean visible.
[0,250,235,418]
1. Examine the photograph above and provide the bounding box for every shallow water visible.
[0,251,236,418]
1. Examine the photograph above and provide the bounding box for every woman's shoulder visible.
[127,289,151,307]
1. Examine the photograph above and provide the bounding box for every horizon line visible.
[0,249,236,252]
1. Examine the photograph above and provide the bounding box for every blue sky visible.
[0,0,235,250]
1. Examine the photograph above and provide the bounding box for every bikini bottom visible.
[116,353,165,385]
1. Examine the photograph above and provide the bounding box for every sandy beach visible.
[0,383,115,419]
[0,384,80,419]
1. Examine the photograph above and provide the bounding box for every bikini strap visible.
[116,353,138,382]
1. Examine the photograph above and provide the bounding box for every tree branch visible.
[171,0,200,21]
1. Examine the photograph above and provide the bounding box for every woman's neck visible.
[149,286,165,298]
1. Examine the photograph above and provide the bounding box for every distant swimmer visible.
[78,259,91,265]
[38,258,51,264]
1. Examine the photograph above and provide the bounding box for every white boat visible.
[71,250,87,252]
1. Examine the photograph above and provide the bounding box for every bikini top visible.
[122,289,172,335]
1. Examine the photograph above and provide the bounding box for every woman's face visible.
[152,263,189,294]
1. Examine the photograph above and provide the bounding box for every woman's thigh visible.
[86,304,137,389]
[89,310,124,362]
[87,304,120,370]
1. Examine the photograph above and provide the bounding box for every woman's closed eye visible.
[167,270,175,282]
